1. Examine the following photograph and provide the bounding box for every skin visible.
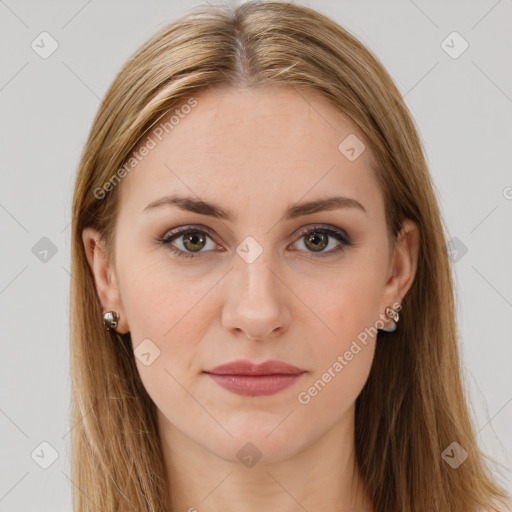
[83,85,420,512]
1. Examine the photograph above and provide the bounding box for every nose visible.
[221,251,292,342]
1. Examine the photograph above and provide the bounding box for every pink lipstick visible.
[203,359,306,397]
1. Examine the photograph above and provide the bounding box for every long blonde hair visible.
[69,1,510,510]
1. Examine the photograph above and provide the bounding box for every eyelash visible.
[159,224,353,259]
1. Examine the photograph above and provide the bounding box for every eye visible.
[290,225,352,258]
[160,226,219,259]
[159,224,353,259]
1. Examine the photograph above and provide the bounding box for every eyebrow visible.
[142,194,367,220]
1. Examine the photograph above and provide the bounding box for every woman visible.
[70,1,511,511]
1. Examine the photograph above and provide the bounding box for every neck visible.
[157,404,373,512]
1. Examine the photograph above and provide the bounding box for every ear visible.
[82,227,130,334]
[379,218,420,327]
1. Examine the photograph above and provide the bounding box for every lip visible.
[205,359,306,376]
[203,359,307,397]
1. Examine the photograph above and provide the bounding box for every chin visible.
[202,422,312,466]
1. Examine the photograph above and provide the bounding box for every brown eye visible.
[160,227,217,259]
[291,225,352,257]
[160,224,353,260]
[303,232,328,252]
[181,231,207,252]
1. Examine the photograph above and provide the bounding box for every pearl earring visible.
[103,310,120,331]
[380,305,401,332]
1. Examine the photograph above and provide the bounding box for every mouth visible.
[203,359,307,396]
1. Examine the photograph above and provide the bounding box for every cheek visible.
[118,257,215,418]
[118,250,214,339]
[300,257,382,348]
[295,286,378,427]
[294,339,375,442]
[292,261,381,411]
[117,253,223,395]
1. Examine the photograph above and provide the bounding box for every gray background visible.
[1,0,511,510]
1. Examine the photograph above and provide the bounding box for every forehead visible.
[118,85,382,220]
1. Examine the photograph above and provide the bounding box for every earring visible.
[103,310,120,331]
[380,305,401,332]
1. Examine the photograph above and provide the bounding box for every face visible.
[84,85,418,465]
